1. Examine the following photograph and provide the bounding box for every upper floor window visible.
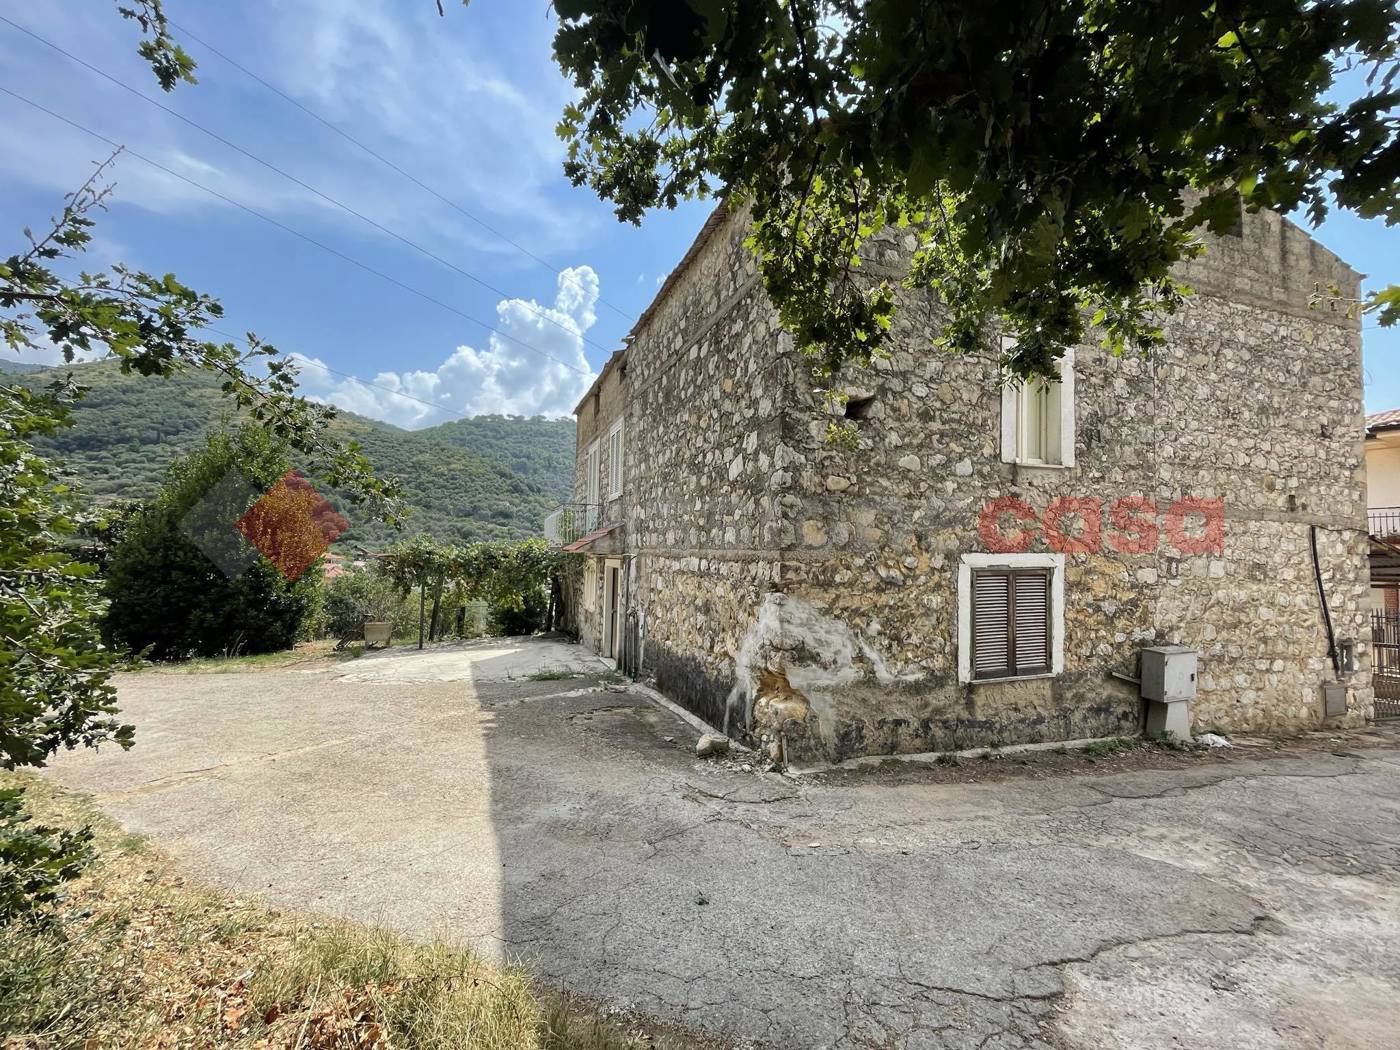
[607,419,624,499]
[1000,342,1075,467]
[585,440,600,505]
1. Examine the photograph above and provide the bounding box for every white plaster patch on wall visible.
[724,592,916,742]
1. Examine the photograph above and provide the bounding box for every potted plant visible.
[361,581,395,648]
[325,570,395,650]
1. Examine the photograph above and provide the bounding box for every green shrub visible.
[490,587,550,636]
[321,570,402,643]
[102,427,321,661]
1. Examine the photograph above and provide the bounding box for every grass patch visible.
[525,669,580,682]
[1145,730,1188,751]
[1082,736,1141,759]
[0,774,667,1049]
[142,639,361,676]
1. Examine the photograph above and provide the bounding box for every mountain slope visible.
[3,359,575,547]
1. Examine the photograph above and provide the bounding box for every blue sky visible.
[1,1,1396,425]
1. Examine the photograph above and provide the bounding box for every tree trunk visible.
[428,576,444,642]
[417,582,425,650]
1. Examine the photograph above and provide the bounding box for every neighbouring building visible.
[1368,409,1400,613]
[548,204,1376,765]
[1367,410,1400,718]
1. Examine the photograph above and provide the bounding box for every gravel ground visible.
[46,638,1400,1049]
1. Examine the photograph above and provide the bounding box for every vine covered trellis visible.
[375,537,566,648]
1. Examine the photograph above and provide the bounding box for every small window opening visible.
[844,394,876,420]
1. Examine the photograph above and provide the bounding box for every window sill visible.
[1010,460,1069,471]
[966,671,1056,686]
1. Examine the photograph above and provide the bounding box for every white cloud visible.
[0,1,598,263]
[291,266,600,428]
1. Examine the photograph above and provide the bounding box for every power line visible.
[43,269,508,422]
[0,14,615,357]
[166,17,635,324]
[0,86,592,379]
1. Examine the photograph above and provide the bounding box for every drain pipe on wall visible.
[1310,524,1341,679]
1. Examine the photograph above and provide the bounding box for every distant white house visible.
[1368,409,1400,613]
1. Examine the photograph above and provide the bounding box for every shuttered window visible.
[607,422,624,498]
[971,568,1051,680]
[584,442,600,505]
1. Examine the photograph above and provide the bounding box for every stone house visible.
[551,205,1375,765]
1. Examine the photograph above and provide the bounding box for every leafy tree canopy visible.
[548,0,1400,379]
[0,379,132,921]
[101,426,322,661]
[0,157,402,521]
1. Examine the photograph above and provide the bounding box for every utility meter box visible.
[1141,645,1198,703]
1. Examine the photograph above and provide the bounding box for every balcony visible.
[543,503,601,547]
[1370,506,1400,540]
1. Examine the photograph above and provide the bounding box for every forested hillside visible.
[2,359,575,547]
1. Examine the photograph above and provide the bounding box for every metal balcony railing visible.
[1370,506,1400,539]
[543,502,601,547]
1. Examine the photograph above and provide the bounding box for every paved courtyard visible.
[47,638,1400,1049]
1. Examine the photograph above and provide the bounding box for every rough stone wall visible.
[621,210,794,726]
[614,204,1371,763]
[768,208,1371,761]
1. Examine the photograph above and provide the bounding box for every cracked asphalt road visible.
[46,639,1400,1049]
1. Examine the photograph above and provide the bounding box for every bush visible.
[489,587,550,636]
[0,379,132,922]
[102,427,321,660]
[321,570,402,643]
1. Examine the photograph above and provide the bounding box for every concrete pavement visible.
[46,638,1400,1049]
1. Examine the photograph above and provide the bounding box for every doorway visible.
[603,560,621,659]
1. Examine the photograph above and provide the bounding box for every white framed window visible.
[1000,342,1075,467]
[606,419,624,499]
[958,553,1065,683]
[584,439,600,505]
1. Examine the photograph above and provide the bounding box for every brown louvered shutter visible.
[972,572,1011,679]
[1012,571,1051,675]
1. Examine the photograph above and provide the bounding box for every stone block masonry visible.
[570,202,1374,765]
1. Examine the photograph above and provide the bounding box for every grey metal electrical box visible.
[1141,645,1198,702]
[1323,684,1348,718]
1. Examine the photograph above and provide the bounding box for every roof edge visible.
[625,201,732,345]
[572,201,731,419]
[1367,408,1400,435]
[572,346,627,418]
